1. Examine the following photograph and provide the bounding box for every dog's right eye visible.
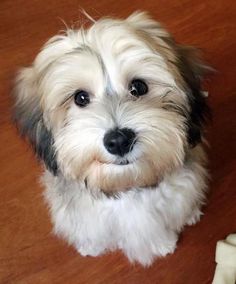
[129,79,148,97]
[74,90,90,107]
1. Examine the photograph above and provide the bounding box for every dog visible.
[13,11,209,266]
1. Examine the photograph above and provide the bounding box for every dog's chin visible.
[84,158,159,193]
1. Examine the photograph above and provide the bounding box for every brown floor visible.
[0,1,236,283]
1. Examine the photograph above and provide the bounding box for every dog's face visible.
[14,12,208,193]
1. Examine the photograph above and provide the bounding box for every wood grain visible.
[0,1,236,283]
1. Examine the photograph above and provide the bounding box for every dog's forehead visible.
[36,18,176,105]
[84,20,175,93]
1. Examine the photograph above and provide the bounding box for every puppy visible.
[14,12,209,266]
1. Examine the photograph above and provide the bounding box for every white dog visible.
[14,12,209,266]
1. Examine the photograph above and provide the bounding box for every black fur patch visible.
[14,97,58,175]
[176,46,210,147]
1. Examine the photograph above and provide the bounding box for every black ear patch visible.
[176,46,210,147]
[13,91,58,175]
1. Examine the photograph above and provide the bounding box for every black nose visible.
[103,128,136,157]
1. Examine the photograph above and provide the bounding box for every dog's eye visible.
[129,79,148,97]
[74,90,90,107]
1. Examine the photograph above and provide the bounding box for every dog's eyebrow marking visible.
[94,53,115,96]
[105,73,114,96]
[59,93,74,107]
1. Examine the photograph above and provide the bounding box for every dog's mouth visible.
[98,157,131,166]
[95,158,132,167]
[116,159,130,166]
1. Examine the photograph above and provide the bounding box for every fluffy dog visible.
[14,12,209,266]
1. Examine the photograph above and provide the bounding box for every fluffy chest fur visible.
[43,146,207,266]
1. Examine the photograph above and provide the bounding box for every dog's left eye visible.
[74,90,90,107]
[129,79,148,97]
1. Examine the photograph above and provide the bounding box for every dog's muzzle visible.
[103,128,136,157]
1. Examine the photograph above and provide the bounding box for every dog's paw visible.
[186,208,203,226]
[76,243,106,257]
[122,230,178,266]
[131,240,177,266]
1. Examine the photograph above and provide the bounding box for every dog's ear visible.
[175,46,210,147]
[13,67,58,174]
[128,12,210,147]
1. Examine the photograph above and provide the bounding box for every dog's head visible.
[14,12,209,193]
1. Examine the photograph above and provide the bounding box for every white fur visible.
[15,12,209,266]
[43,145,207,266]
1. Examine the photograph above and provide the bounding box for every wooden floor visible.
[0,1,236,283]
